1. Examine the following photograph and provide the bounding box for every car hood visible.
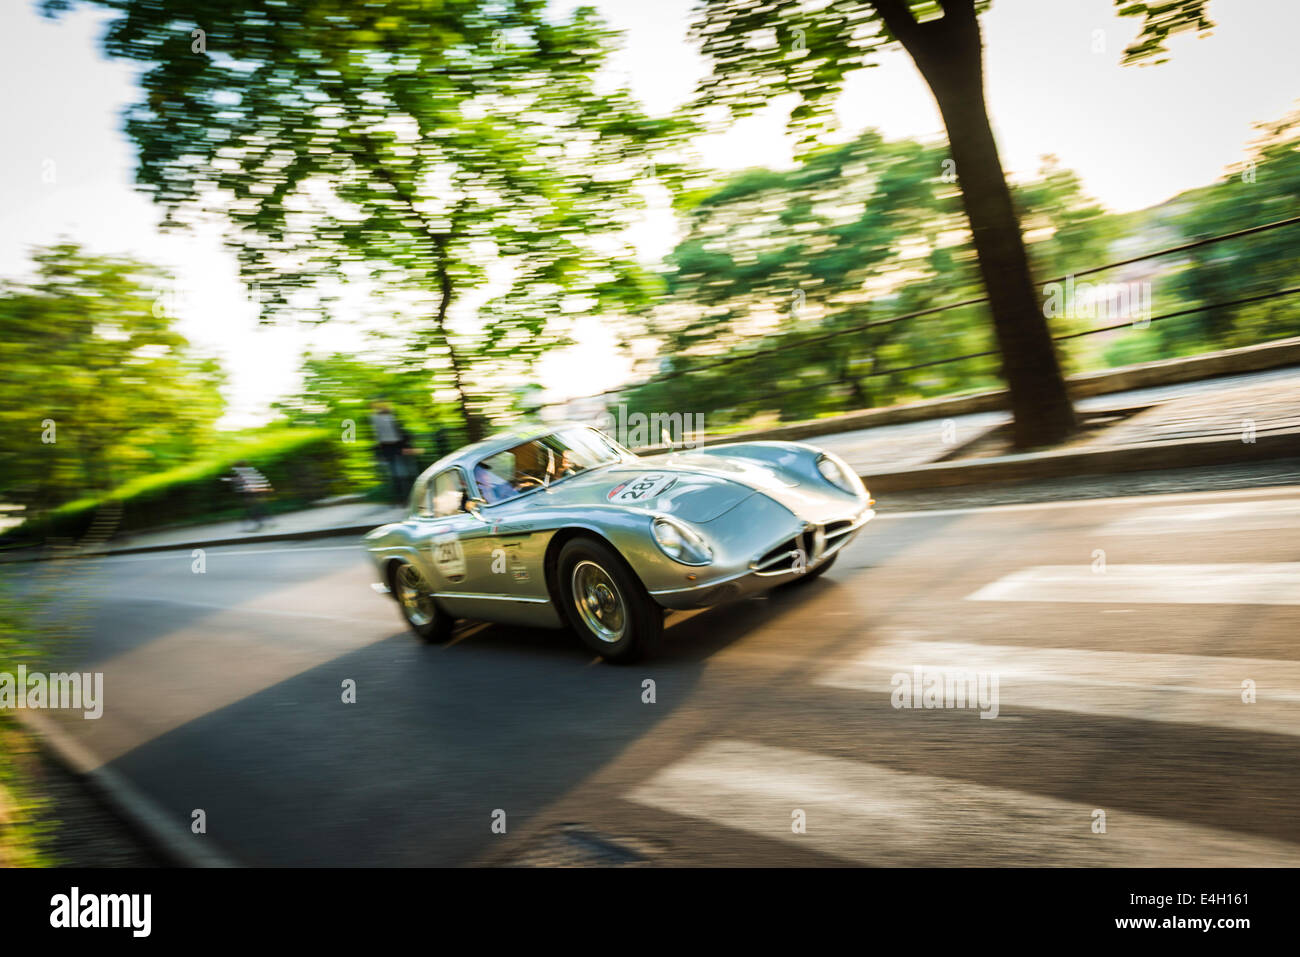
[544,452,842,525]
[538,460,768,523]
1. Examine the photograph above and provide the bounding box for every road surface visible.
[11,479,1300,866]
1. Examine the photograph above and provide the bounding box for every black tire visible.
[558,536,663,663]
[782,553,837,586]
[390,560,455,644]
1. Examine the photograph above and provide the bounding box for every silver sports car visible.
[365,424,875,662]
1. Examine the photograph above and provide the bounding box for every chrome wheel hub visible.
[397,564,434,628]
[572,560,626,643]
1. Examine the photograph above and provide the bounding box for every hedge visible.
[2,427,358,547]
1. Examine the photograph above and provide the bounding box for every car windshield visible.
[472,428,625,504]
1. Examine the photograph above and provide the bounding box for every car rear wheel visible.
[391,561,455,644]
[558,537,662,663]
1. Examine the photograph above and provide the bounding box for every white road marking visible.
[967,563,1300,605]
[627,739,1300,866]
[816,638,1300,735]
[1095,498,1300,535]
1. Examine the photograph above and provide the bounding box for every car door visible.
[417,464,556,625]
[415,467,481,612]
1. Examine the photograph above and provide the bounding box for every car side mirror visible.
[462,493,487,520]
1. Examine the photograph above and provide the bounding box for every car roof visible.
[426,422,606,475]
[408,422,627,514]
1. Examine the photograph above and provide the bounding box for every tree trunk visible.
[360,139,483,441]
[875,0,1076,448]
[837,347,871,409]
[432,235,484,442]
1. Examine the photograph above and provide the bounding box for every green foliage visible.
[0,244,225,510]
[51,0,692,433]
[273,352,474,488]
[2,427,345,546]
[689,0,1212,139]
[624,130,1109,425]
[0,716,54,868]
[686,0,1218,446]
[1102,107,1300,364]
[1112,1,1215,65]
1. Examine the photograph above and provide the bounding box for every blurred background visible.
[1,0,1297,542]
[1,0,1299,870]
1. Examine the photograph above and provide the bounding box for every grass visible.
[0,581,54,866]
[0,718,54,867]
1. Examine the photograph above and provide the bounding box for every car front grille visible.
[824,520,855,545]
[751,521,851,575]
[753,536,804,574]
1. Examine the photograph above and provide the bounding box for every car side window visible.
[473,451,520,504]
[430,468,467,517]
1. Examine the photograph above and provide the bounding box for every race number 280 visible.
[432,531,467,578]
[607,473,676,503]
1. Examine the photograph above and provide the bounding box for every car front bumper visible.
[648,506,874,610]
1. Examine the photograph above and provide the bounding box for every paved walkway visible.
[1088,371,1300,447]
[95,501,406,553]
[9,365,1296,558]
[816,366,1300,472]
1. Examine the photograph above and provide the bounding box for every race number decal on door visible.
[607,473,678,504]
[431,531,467,580]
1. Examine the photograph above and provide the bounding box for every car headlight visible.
[652,517,713,565]
[816,453,862,494]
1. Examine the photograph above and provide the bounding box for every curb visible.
[1,523,380,564]
[17,710,237,868]
[9,435,1300,558]
[860,429,1300,493]
[673,338,1300,448]
[97,523,380,558]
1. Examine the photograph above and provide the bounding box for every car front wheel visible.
[558,537,663,663]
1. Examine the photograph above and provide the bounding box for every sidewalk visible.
[5,365,1297,561]
[816,365,1300,474]
[111,500,407,552]
[855,366,1300,492]
[3,500,408,562]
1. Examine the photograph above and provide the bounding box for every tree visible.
[1096,105,1300,365]
[688,0,1214,447]
[272,350,471,489]
[0,244,226,510]
[49,0,687,439]
[627,134,1109,425]
[1166,108,1300,348]
[650,131,972,421]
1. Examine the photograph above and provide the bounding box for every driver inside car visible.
[473,460,517,504]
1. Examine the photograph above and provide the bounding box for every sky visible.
[1,0,1297,427]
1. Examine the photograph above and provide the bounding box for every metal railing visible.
[538,215,1300,413]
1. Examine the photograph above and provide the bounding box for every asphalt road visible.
[11,478,1300,866]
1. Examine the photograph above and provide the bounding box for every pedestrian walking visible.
[370,401,420,503]
[224,461,273,531]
